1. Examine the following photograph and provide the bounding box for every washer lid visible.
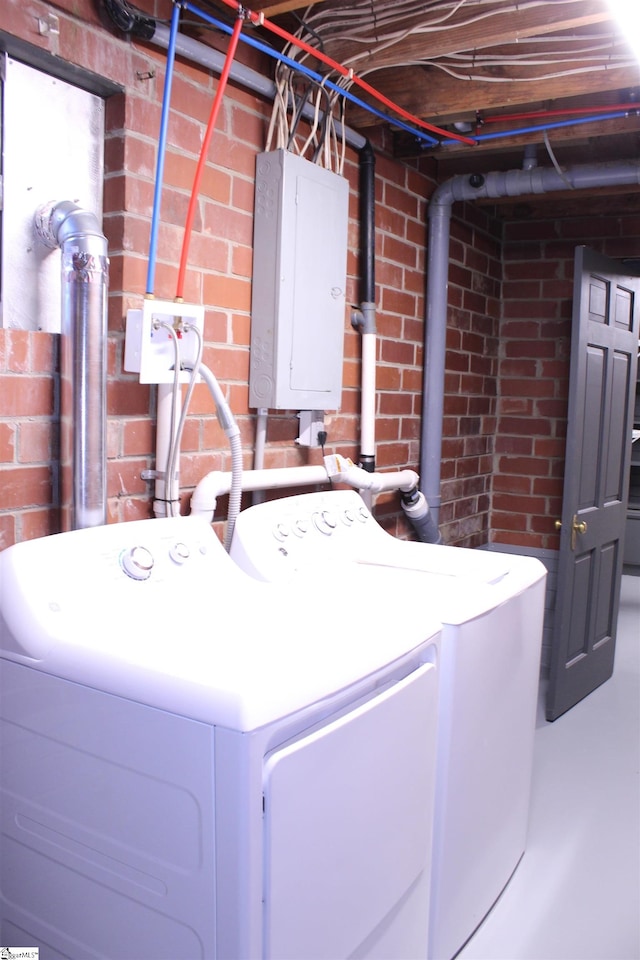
[230,489,547,622]
[0,516,441,731]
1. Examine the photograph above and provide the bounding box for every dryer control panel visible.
[0,516,238,660]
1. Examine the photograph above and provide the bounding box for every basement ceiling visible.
[237,0,640,215]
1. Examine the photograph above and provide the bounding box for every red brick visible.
[18,421,54,463]
[2,375,55,417]
[20,509,60,541]
[498,456,549,476]
[0,466,52,509]
[0,423,16,462]
[123,418,155,456]
[0,512,16,550]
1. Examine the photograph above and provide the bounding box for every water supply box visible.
[249,150,349,411]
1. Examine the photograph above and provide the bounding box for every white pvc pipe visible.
[190,466,329,518]
[252,408,269,506]
[190,460,420,518]
[360,331,377,459]
[154,383,180,518]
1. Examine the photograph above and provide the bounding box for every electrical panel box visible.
[249,150,349,410]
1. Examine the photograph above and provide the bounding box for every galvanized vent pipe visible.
[35,201,109,530]
[421,159,640,540]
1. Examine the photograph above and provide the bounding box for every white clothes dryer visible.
[229,489,547,960]
[0,515,442,960]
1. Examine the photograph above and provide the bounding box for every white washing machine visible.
[229,489,547,960]
[0,515,442,960]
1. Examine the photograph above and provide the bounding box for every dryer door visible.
[262,661,438,960]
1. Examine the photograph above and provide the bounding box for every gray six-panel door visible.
[547,247,640,721]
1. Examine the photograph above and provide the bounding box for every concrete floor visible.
[457,574,640,960]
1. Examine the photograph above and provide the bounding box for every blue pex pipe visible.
[474,110,634,142]
[146,1,181,296]
[184,1,440,145]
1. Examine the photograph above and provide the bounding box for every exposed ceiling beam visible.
[394,114,640,160]
[345,63,640,128]
[325,0,616,71]
[256,0,330,17]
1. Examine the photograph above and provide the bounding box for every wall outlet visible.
[124,299,205,384]
[296,410,326,447]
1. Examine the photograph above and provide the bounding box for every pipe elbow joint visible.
[35,200,105,249]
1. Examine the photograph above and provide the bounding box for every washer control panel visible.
[229,489,388,580]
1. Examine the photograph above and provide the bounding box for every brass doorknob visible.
[571,514,587,550]
[556,516,587,548]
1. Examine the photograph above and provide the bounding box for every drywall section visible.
[0,54,104,332]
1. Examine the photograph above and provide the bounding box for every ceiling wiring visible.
[184,2,453,149]
[426,61,634,83]
[205,0,477,144]
[290,0,587,53]
[286,0,632,96]
[104,0,638,158]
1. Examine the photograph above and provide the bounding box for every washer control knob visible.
[292,518,309,537]
[342,509,355,525]
[121,545,154,581]
[313,510,338,535]
[169,541,190,564]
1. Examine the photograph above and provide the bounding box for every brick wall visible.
[495,209,640,550]
[1,0,455,547]
[7,5,635,553]
[439,201,501,547]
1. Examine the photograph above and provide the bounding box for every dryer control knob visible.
[121,545,154,581]
[273,522,290,542]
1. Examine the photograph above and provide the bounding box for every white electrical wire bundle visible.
[265,56,348,173]
[278,0,633,88]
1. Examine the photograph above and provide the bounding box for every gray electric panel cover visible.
[249,150,349,410]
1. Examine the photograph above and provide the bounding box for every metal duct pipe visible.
[420,159,640,540]
[35,201,109,530]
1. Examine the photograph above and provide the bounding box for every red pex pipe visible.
[483,102,640,124]
[176,14,244,300]
[214,0,476,145]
